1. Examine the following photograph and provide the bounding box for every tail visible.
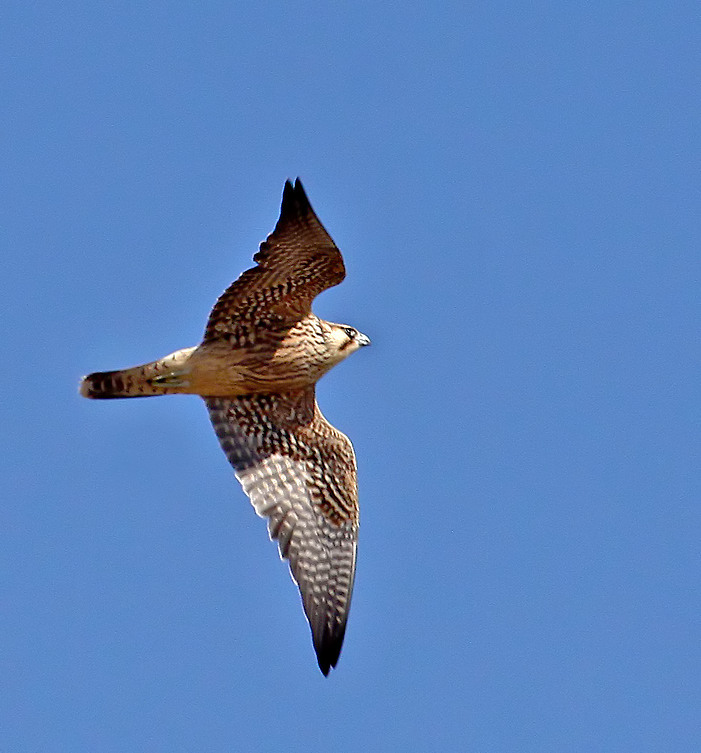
[79,347,197,399]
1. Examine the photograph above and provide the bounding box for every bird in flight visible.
[80,180,370,675]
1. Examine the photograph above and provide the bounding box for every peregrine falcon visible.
[80,180,370,675]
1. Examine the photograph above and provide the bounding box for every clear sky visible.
[3,2,699,751]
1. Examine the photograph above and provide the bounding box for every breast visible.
[188,315,334,397]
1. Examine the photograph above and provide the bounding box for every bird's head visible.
[325,322,371,365]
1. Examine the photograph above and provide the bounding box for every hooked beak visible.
[356,332,371,347]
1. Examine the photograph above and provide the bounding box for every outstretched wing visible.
[205,388,359,675]
[204,179,346,342]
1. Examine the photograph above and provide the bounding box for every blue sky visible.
[3,2,699,750]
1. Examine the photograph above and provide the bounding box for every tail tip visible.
[79,371,122,399]
[79,373,97,399]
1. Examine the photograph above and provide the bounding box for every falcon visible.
[80,180,370,675]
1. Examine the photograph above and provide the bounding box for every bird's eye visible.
[343,327,355,339]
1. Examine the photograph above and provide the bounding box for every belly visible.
[187,320,332,396]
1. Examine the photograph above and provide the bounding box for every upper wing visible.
[205,388,359,675]
[204,180,346,342]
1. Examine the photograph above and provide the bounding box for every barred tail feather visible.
[79,347,197,399]
[80,367,158,399]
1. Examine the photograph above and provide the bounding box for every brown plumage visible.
[80,180,370,675]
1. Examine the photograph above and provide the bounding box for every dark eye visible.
[343,327,355,339]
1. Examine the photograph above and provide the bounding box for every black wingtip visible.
[293,177,307,198]
[313,626,346,677]
[316,652,334,677]
[315,647,341,677]
[279,177,316,225]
